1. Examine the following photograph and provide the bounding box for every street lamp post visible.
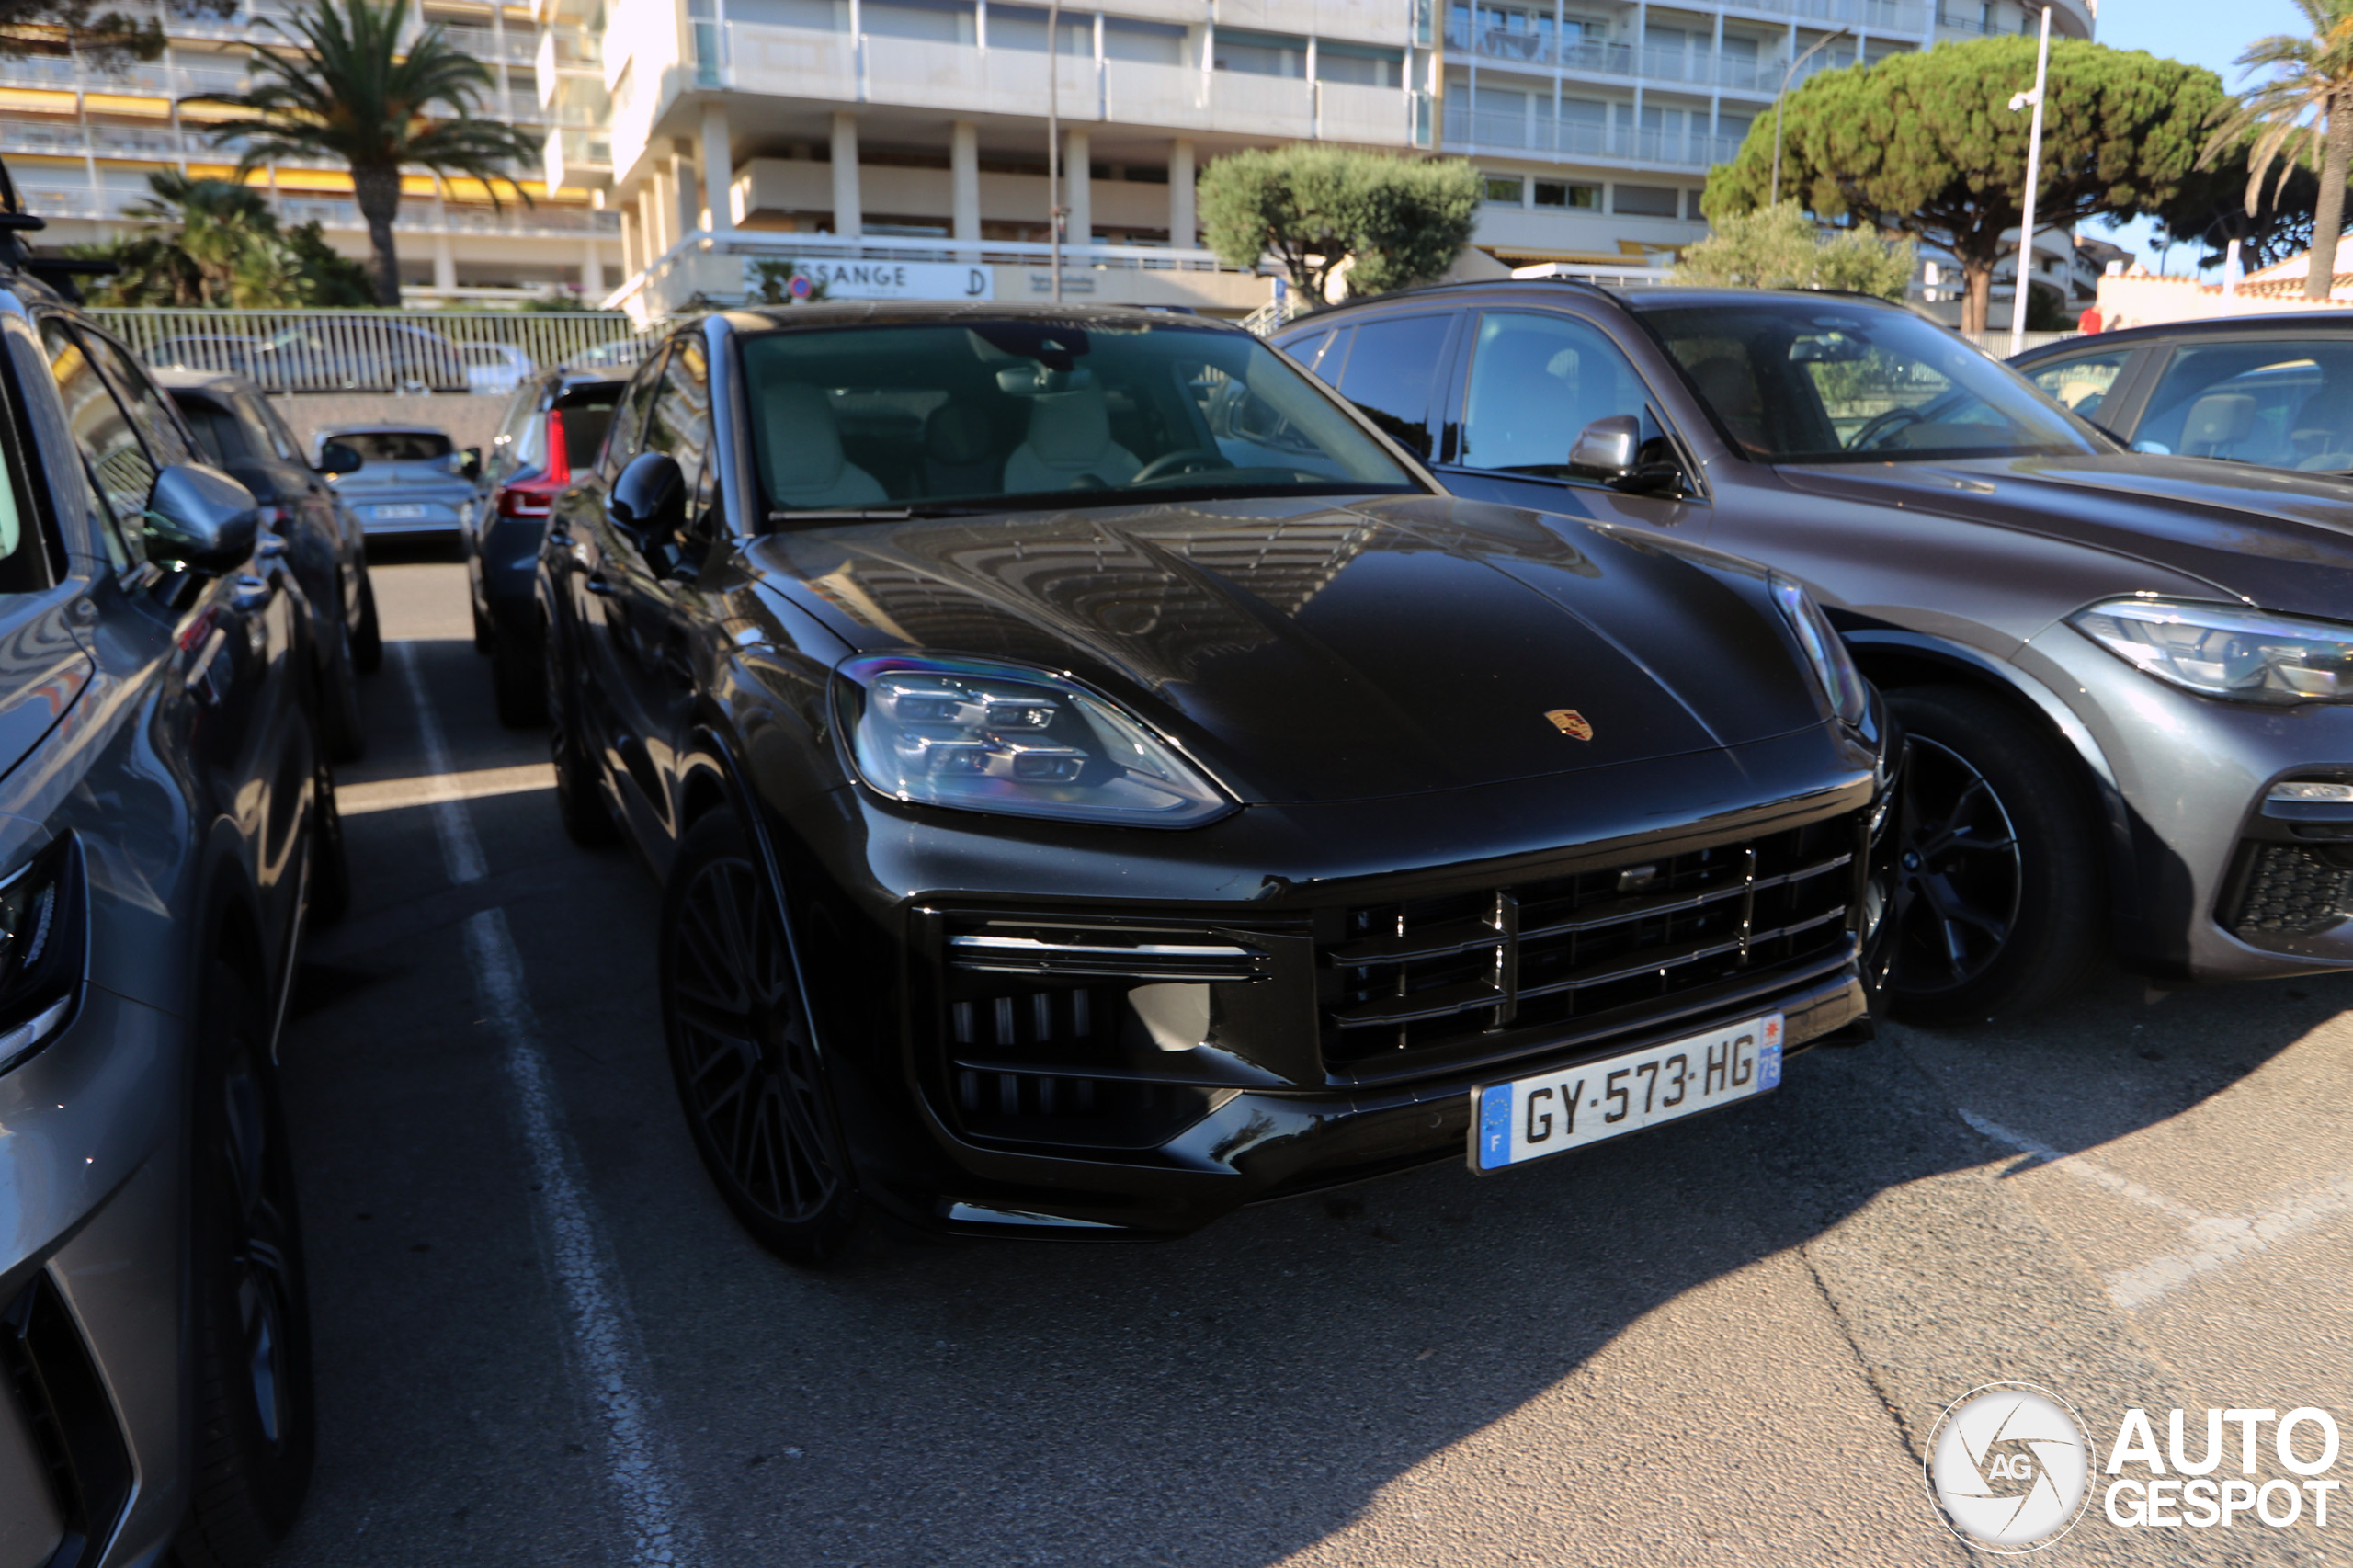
[2006,4,2052,355]
[1046,0,1065,303]
[1771,27,1850,208]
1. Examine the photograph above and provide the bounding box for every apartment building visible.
[3,0,621,299]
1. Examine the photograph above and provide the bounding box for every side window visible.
[1335,314,1450,458]
[2137,344,2353,471]
[176,397,247,468]
[1283,328,1336,381]
[485,379,540,485]
[240,393,305,464]
[640,339,710,482]
[77,328,196,471]
[1459,312,1662,478]
[40,319,152,568]
[2025,350,2132,423]
[602,347,670,480]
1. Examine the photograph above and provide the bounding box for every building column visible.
[637,182,662,262]
[673,153,700,238]
[649,164,675,255]
[582,238,605,295]
[1168,137,1195,248]
[699,103,733,233]
[432,233,456,291]
[830,110,862,238]
[620,207,640,277]
[1064,126,1090,248]
[950,119,981,244]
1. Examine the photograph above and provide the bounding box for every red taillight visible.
[497,483,557,518]
[545,409,571,484]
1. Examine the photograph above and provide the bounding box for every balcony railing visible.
[434,21,539,62]
[1442,101,1740,168]
[1445,27,1867,92]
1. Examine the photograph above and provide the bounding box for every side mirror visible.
[462,446,483,483]
[317,440,361,475]
[146,464,262,574]
[1568,415,1640,481]
[609,450,685,546]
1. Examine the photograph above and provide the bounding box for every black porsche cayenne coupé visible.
[538,303,1892,1261]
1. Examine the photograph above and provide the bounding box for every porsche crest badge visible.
[1545,709,1594,741]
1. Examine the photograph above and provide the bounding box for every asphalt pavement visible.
[267,547,2353,1568]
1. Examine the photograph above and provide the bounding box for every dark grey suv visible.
[1277,284,2353,1020]
[1,181,333,1565]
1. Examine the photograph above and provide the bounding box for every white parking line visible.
[1960,1107,2353,1312]
[396,639,697,1567]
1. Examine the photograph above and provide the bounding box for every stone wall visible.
[265,392,511,459]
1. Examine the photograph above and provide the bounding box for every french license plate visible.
[1470,1013,1783,1173]
[371,504,429,519]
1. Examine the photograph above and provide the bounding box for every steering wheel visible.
[1848,406,1927,450]
[1130,449,1232,484]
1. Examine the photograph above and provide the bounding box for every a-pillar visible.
[830,111,862,238]
[950,119,980,244]
[581,238,604,296]
[1168,137,1195,248]
[1063,126,1090,249]
[699,103,733,233]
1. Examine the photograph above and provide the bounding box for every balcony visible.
[700,22,1416,146]
[1442,99,1740,170]
[1447,26,1879,94]
[434,21,540,62]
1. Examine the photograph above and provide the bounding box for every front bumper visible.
[777,724,1885,1238]
[0,984,195,1568]
[2018,621,2353,983]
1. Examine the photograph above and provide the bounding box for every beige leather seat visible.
[2179,392,2256,459]
[1002,385,1142,494]
[760,383,888,508]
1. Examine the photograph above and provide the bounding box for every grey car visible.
[1276,284,2353,1019]
[2,233,334,1565]
[318,423,478,538]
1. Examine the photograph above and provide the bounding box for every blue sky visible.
[2087,0,2311,271]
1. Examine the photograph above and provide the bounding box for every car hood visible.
[748,494,1831,805]
[0,595,93,789]
[1775,454,2353,619]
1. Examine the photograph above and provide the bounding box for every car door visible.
[1429,307,1708,535]
[54,320,310,953]
[594,337,713,844]
[572,344,669,830]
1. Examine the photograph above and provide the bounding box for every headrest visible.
[1026,386,1113,467]
[2182,392,2256,447]
[761,383,847,492]
[926,401,995,466]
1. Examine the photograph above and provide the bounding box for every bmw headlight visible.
[833,654,1235,828]
[0,835,84,1075]
[2069,599,2353,704]
[1768,573,1870,728]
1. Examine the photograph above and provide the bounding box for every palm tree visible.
[2205,0,2353,301]
[196,0,540,305]
[123,170,279,305]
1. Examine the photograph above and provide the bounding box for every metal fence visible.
[97,309,662,395]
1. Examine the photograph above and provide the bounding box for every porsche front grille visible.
[1320,816,1860,1068]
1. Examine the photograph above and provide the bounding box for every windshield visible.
[1639,301,2105,464]
[738,318,1422,517]
[338,430,454,464]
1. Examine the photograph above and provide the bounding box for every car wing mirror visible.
[1568,415,1641,482]
[462,445,483,483]
[609,450,686,549]
[145,464,262,574]
[316,440,362,475]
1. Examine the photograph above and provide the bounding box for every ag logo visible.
[1924,1382,2091,1552]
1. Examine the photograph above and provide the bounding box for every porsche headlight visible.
[2069,599,2353,704]
[833,654,1235,828]
[0,835,84,1075]
[1769,572,1870,727]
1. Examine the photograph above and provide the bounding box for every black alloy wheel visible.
[661,807,863,1267]
[308,756,349,927]
[545,613,617,846]
[176,961,315,1568]
[491,625,547,729]
[1884,685,2101,1023]
[316,617,365,764]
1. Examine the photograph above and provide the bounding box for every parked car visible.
[540,304,1892,1262]
[466,367,622,724]
[252,319,467,393]
[2,210,335,1567]
[318,423,478,538]
[1276,283,2353,1021]
[2010,313,2353,478]
[161,369,382,758]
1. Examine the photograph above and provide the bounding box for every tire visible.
[545,613,617,846]
[316,619,365,765]
[308,758,349,927]
[1883,685,2102,1024]
[351,569,382,675]
[175,961,315,1568]
[491,624,547,729]
[661,807,865,1267]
